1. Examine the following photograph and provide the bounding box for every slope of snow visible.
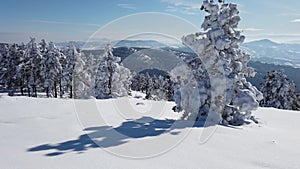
[0,95,299,169]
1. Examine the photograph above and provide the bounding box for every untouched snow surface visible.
[0,94,300,169]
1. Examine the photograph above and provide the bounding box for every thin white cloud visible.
[279,13,300,17]
[291,19,300,23]
[241,28,263,32]
[117,3,136,10]
[264,33,300,37]
[161,0,201,15]
[161,0,201,9]
[23,20,101,27]
[165,5,199,15]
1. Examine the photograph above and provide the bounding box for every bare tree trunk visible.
[46,87,49,98]
[20,87,24,96]
[27,87,31,97]
[34,86,37,97]
[59,79,63,98]
[54,81,57,98]
[70,85,73,98]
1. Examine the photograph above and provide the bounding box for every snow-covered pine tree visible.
[14,43,27,95]
[144,74,174,101]
[111,63,132,97]
[73,51,99,99]
[0,44,20,95]
[131,72,140,91]
[260,70,300,110]
[0,43,28,96]
[153,75,167,100]
[85,53,99,97]
[8,44,26,96]
[58,48,66,98]
[62,42,78,98]
[73,50,91,99]
[95,46,116,99]
[297,94,300,110]
[0,44,10,87]
[25,38,43,97]
[95,45,132,99]
[40,42,62,98]
[131,73,148,92]
[39,39,48,55]
[163,75,174,101]
[180,0,262,125]
[145,73,154,100]
[95,45,131,99]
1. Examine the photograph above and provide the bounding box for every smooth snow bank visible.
[0,95,299,169]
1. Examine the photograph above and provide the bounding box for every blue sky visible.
[0,0,300,43]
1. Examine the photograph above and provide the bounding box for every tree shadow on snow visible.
[28,116,208,157]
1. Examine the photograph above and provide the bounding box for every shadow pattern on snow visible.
[28,117,207,157]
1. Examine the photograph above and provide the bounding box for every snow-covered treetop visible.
[104,44,113,59]
[201,0,245,50]
[39,39,48,53]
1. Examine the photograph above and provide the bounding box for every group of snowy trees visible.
[69,44,132,99]
[131,73,173,101]
[0,38,79,98]
[260,70,300,110]
[0,40,133,99]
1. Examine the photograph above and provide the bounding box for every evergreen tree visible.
[145,73,154,100]
[25,38,43,97]
[14,43,27,95]
[85,53,99,97]
[164,75,174,101]
[40,42,62,98]
[62,42,78,98]
[39,39,48,55]
[95,45,131,99]
[95,45,117,98]
[2,44,17,95]
[0,44,10,86]
[73,50,90,99]
[260,70,300,110]
[0,43,30,96]
[179,0,262,125]
[131,73,148,92]
[144,74,174,101]
[111,64,132,97]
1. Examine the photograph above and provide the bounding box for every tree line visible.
[0,38,78,98]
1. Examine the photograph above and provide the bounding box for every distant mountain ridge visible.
[241,39,300,68]
[66,39,300,92]
[55,40,183,50]
[56,39,300,69]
